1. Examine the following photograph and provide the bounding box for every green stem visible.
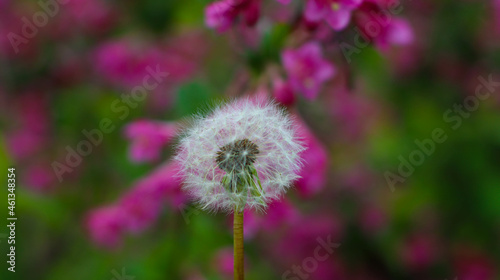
[233,208,244,280]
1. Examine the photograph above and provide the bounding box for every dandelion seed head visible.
[175,98,305,213]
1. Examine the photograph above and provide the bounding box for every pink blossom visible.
[272,78,295,106]
[6,93,50,160]
[271,214,345,280]
[305,0,363,30]
[359,204,386,234]
[235,198,300,238]
[329,89,375,140]
[259,198,301,230]
[454,250,497,280]
[119,186,163,234]
[22,164,55,192]
[213,248,234,277]
[282,42,335,100]
[124,120,177,163]
[205,0,241,32]
[134,161,186,208]
[355,3,414,51]
[294,118,329,197]
[400,235,438,270]
[205,0,261,32]
[85,206,125,248]
[59,0,116,35]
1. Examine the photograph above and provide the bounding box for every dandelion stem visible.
[234,208,244,280]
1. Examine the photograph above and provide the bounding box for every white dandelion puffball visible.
[175,98,305,213]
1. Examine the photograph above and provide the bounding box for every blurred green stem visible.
[234,208,244,280]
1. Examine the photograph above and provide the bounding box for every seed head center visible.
[216,139,259,173]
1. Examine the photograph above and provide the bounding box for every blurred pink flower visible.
[294,119,329,197]
[119,186,163,234]
[6,93,50,160]
[375,18,414,50]
[242,0,260,26]
[272,78,296,106]
[213,247,249,278]
[135,161,187,209]
[85,206,125,248]
[359,204,386,234]
[22,164,55,192]
[60,0,116,35]
[124,120,177,163]
[138,161,186,208]
[282,42,335,100]
[400,235,438,270]
[305,0,363,30]
[232,198,300,239]
[205,0,268,32]
[271,214,345,280]
[94,40,146,87]
[355,3,414,51]
[213,248,234,277]
[6,130,46,161]
[205,0,240,32]
[259,198,301,230]
[454,251,497,280]
[94,39,196,109]
[329,89,375,140]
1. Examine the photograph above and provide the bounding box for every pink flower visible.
[271,214,345,280]
[294,118,329,197]
[85,206,125,248]
[205,0,261,32]
[259,198,301,230]
[119,186,163,234]
[59,0,116,35]
[124,120,177,163]
[454,250,497,280]
[22,164,55,192]
[205,0,240,32]
[400,234,438,270]
[238,198,300,238]
[272,78,295,106]
[355,3,414,51]
[213,248,234,277]
[359,204,386,234]
[375,18,414,50]
[305,0,363,30]
[6,92,49,160]
[138,161,186,208]
[282,42,335,100]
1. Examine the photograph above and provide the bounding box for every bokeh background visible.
[1,0,500,279]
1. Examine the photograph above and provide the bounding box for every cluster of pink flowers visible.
[86,161,184,248]
[93,36,199,109]
[205,0,290,32]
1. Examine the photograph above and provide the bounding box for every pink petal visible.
[304,0,327,22]
[386,18,414,45]
[325,8,352,30]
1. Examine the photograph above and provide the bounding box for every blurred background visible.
[0,0,499,279]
